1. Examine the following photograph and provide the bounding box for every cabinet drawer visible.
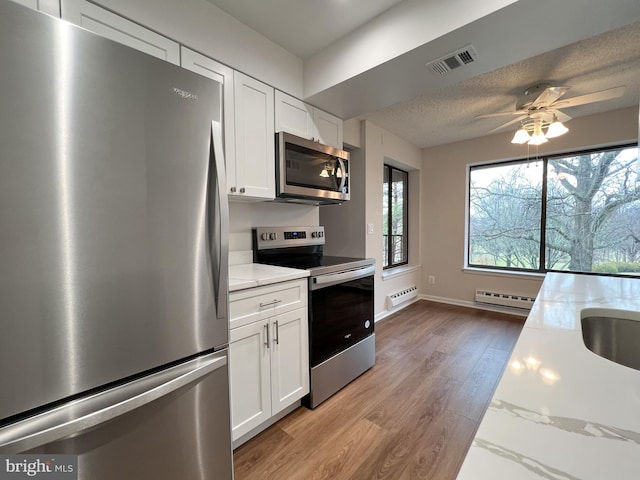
[230,279,308,329]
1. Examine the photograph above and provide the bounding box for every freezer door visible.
[0,2,229,420]
[0,351,233,480]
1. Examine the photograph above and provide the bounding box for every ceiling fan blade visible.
[487,115,528,134]
[548,109,572,123]
[554,86,626,108]
[475,111,524,119]
[530,86,571,108]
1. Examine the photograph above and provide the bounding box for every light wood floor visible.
[233,300,524,480]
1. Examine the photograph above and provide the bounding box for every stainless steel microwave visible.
[275,131,349,205]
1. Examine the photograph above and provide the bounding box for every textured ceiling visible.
[205,0,640,149]
[362,19,640,148]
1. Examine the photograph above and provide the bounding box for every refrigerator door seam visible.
[0,354,227,453]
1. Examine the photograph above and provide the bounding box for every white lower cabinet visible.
[229,280,309,442]
[229,320,271,437]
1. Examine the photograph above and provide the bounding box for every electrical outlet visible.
[428,275,436,285]
[367,223,374,235]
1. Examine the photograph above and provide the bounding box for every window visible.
[383,165,408,268]
[468,144,640,276]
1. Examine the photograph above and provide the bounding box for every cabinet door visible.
[275,91,314,140]
[229,321,271,441]
[270,308,309,414]
[232,72,275,200]
[61,0,180,65]
[180,47,236,187]
[11,0,60,16]
[313,108,342,150]
[314,109,344,149]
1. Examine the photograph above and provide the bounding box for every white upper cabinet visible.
[275,90,343,149]
[11,0,60,16]
[180,47,236,185]
[313,108,343,150]
[274,91,314,140]
[61,0,180,65]
[231,71,275,200]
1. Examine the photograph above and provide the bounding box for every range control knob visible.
[311,232,318,238]
[261,232,269,241]
[269,232,277,240]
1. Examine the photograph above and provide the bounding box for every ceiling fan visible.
[475,83,626,141]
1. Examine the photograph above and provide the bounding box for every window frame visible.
[466,142,639,277]
[383,164,409,270]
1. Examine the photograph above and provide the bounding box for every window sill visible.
[382,264,421,280]
[462,266,545,281]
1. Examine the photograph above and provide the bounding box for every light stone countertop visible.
[228,263,309,292]
[456,272,640,480]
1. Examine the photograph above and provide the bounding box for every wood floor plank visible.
[233,301,524,480]
[356,375,461,479]
[233,425,296,479]
[448,346,512,422]
[397,411,478,480]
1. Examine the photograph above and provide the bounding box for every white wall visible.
[361,121,423,320]
[420,106,639,309]
[229,202,319,252]
[88,0,303,97]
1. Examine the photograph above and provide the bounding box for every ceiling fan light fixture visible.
[546,117,569,138]
[511,127,531,144]
[528,131,548,145]
[528,121,548,145]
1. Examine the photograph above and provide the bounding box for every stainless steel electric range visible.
[253,226,375,408]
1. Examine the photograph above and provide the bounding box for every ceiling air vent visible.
[426,45,478,75]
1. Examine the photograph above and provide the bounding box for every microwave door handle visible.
[337,157,346,192]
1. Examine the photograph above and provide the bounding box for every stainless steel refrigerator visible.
[0,1,233,478]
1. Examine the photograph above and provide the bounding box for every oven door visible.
[309,266,374,367]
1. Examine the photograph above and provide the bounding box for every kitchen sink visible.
[581,308,640,371]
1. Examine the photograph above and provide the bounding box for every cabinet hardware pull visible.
[264,323,270,349]
[239,187,246,193]
[230,186,236,193]
[274,320,279,345]
[259,299,282,308]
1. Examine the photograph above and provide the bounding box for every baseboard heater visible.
[474,289,536,310]
[388,285,418,307]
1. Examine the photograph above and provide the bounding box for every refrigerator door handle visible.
[0,354,227,453]
[209,120,229,321]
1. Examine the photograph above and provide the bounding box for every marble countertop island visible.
[457,272,640,480]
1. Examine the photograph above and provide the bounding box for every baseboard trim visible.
[374,298,420,323]
[419,294,529,317]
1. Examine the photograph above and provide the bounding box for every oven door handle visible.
[313,265,375,286]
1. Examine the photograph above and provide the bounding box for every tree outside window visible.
[383,165,408,268]
[468,144,639,276]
